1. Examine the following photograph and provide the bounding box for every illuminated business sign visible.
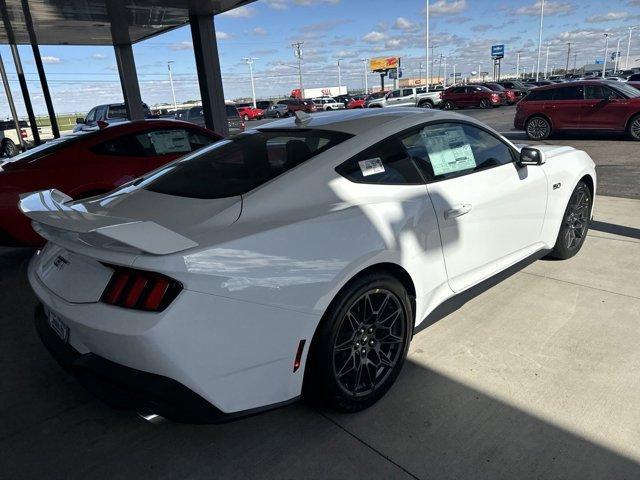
[370,56,400,72]
[491,44,505,59]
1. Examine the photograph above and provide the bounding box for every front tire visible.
[547,181,592,260]
[443,100,455,110]
[526,115,552,140]
[305,273,412,412]
[627,114,640,141]
[418,100,433,109]
[275,112,281,118]
[243,114,250,122]
[1,139,18,157]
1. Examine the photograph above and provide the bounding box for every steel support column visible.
[0,53,26,151]
[190,14,228,136]
[21,0,60,138]
[113,43,145,120]
[0,0,40,145]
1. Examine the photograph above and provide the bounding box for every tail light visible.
[20,129,27,138]
[101,265,182,312]
[491,93,500,100]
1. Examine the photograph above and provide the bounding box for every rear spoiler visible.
[19,189,198,255]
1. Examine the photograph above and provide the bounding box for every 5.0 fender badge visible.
[553,183,562,190]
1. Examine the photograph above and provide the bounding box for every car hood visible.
[20,187,242,256]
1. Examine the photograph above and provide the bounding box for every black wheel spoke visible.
[337,353,356,378]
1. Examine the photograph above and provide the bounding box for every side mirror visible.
[518,147,545,166]
[76,117,85,124]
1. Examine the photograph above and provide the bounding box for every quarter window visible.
[336,136,424,185]
[401,122,515,181]
[92,129,217,157]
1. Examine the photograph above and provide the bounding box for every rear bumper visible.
[34,304,298,423]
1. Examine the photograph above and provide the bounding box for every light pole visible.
[626,26,639,69]
[544,44,549,78]
[614,38,622,73]
[243,57,258,108]
[337,58,343,88]
[602,33,611,78]
[362,58,369,93]
[430,44,437,88]
[478,63,481,81]
[452,63,456,84]
[535,0,545,81]
[167,61,177,111]
[443,56,447,87]
[516,51,521,79]
[425,0,430,91]
[565,42,571,76]
[291,41,304,95]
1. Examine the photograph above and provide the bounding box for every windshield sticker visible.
[149,130,191,154]
[359,158,385,176]
[420,125,476,176]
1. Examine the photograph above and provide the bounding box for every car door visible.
[386,90,402,106]
[460,87,475,107]
[402,121,548,292]
[550,85,585,129]
[398,89,416,107]
[580,84,628,130]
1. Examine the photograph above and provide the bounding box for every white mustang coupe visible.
[21,109,596,422]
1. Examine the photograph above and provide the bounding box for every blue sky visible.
[1,0,640,117]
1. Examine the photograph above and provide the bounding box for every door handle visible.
[445,203,473,220]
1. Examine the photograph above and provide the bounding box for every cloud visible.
[428,0,468,15]
[586,12,634,23]
[91,53,107,60]
[217,31,231,40]
[362,31,386,43]
[220,5,256,18]
[512,1,573,16]
[169,41,193,51]
[335,50,358,59]
[41,56,62,64]
[252,27,268,36]
[294,0,341,5]
[265,0,288,9]
[394,17,415,30]
[471,24,492,32]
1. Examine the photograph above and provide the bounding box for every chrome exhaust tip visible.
[137,411,166,424]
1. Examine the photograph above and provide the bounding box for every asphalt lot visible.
[256,105,640,200]
[1,106,640,479]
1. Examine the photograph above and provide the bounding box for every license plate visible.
[48,311,69,343]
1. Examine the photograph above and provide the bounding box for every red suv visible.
[514,80,640,140]
[277,98,318,115]
[0,120,221,246]
[441,85,504,110]
[476,82,519,104]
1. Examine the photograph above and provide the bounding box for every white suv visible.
[312,97,345,111]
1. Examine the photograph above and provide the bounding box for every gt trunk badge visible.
[53,255,69,270]
[553,183,562,190]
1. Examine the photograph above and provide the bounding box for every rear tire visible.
[243,114,250,122]
[525,115,552,140]
[627,114,640,141]
[305,273,412,412]
[443,100,455,110]
[547,181,592,260]
[418,100,433,109]
[275,112,282,118]
[479,98,490,109]
[1,139,18,157]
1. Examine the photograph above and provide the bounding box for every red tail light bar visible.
[101,265,182,312]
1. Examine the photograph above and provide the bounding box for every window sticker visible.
[148,130,191,155]
[420,125,476,176]
[359,157,385,177]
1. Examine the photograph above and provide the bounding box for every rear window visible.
[145,129,353,199]
[524,89,554,101]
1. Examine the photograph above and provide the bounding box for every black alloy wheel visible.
[548,181,592,259]
[526,116,552,140]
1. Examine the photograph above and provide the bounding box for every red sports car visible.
[236,104,264,121]
[0,119,221,246]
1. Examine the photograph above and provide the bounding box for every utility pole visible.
[626,26,639,69]
[544,44,549,78]
[452,63,456,84]
[430,44,436,88]
[291,41,304,95]
[478,63,481,81]
[443,56,447,88]
[573,53,577,73]
[565,42,571,75]
[437,53,443,83]
[167,61,177,111]
[425,0,430,91]
[243,57,258,108]
[337,58,343,88]
[602,33,610,78]
[535,0,545,81]
[516,51,521,79]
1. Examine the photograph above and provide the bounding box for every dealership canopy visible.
[0,0,255,140]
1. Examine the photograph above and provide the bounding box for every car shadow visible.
[590,220,640,240]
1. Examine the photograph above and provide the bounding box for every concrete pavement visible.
[1,194,639,479]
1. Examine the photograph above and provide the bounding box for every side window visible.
[91,129,209,157]
[553,86,584,100]
[389,90,401,98]
[107,105,127,119]
[526,89,553,101]
[85,108,97,123]
[336,136,424,185]
[584,85,604,99]
[402,89,414,96]
[400,122,515,182]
